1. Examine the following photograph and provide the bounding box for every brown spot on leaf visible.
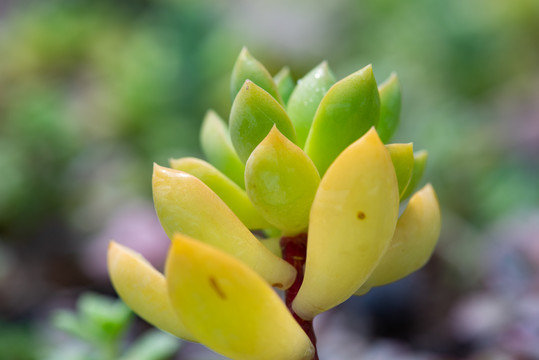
[209,277,226,299]
[357,211,366,220]
[272,283,283,289]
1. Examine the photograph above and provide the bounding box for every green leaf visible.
[386,143,414,198]
[273,66,295,105]
[245,127,320,234]
[51,310,93,342]
[287,61,335,148]
[400,150,428,200]
[304,64,380,176]
[121,330,181,360]
[200,110,245,188]
[230,47,282,104]
[229,80,297,163]
[169,157,270,229]
[78,293,132,340]
[376,73,401,143]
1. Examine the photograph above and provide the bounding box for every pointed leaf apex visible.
[381,72,400,88]
[239,46,250,56]
[421,183,439,203]
[364,126,382,142]
[268,123,280,135]
[205,109,219,118]
[231,48,282,104]
[276,66,290,75]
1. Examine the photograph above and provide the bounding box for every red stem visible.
[280,233,319,360]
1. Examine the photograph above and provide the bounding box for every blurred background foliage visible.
[0,0,538,358]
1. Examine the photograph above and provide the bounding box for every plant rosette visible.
[108,48,441,360]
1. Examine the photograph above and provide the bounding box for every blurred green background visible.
[1,0,538,359]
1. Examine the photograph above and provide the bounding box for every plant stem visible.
[280,233,319,360]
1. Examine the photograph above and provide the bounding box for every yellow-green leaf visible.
[152,164,296,289]
[166,234,314,360]
[259,237,282,258]
[200,110,245,188]
[400,150,428,200]
[287,61,335,148]
[229,80,297,163]
[230,47,282,104]
[386,143,414,198]
[375,73,401,143]
[273,66,295,105]
[169,157,270,230]
[245,127,320,235]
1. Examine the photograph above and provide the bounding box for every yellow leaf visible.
[293,128,399,320]
[166,234,314,360]
[107,242,196,341]
[152,164,296,289]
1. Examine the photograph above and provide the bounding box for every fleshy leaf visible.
[386,143,414,198]
[169,157,270,230]
[107,242,196,341]
[375,73,401,143]
[287,61,335,148]
[152,164,296,289]
[200,110,245,188]
[230,47,283,104]
[304,65,380,176]
[400,150,428,200]
[229,80,297,163]
[293,128,399,320]
[273,66,295,105]
[165,234,314,360]
[245,127,320,234]
[356,184,441,294]
[259,237,282,257]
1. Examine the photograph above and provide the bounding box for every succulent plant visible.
[108,48,441,360]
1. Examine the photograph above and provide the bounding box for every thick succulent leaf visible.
[245,127,320,234]
[293,128,399,320]
[166,234,315,360]
[375,73,401,143]
[152,164,296,289]
[230,47,283,104]
[356,184,441,294]
[273,66,295,105]
[169,157,269,230]
[107,242,196,341]
[400,150,428,200]
[229,80,297,163]
[386,143,414,198]
[259,237,282,257]
[304,65,380,176]
[287,61,335,148]
[200,110,245,188]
